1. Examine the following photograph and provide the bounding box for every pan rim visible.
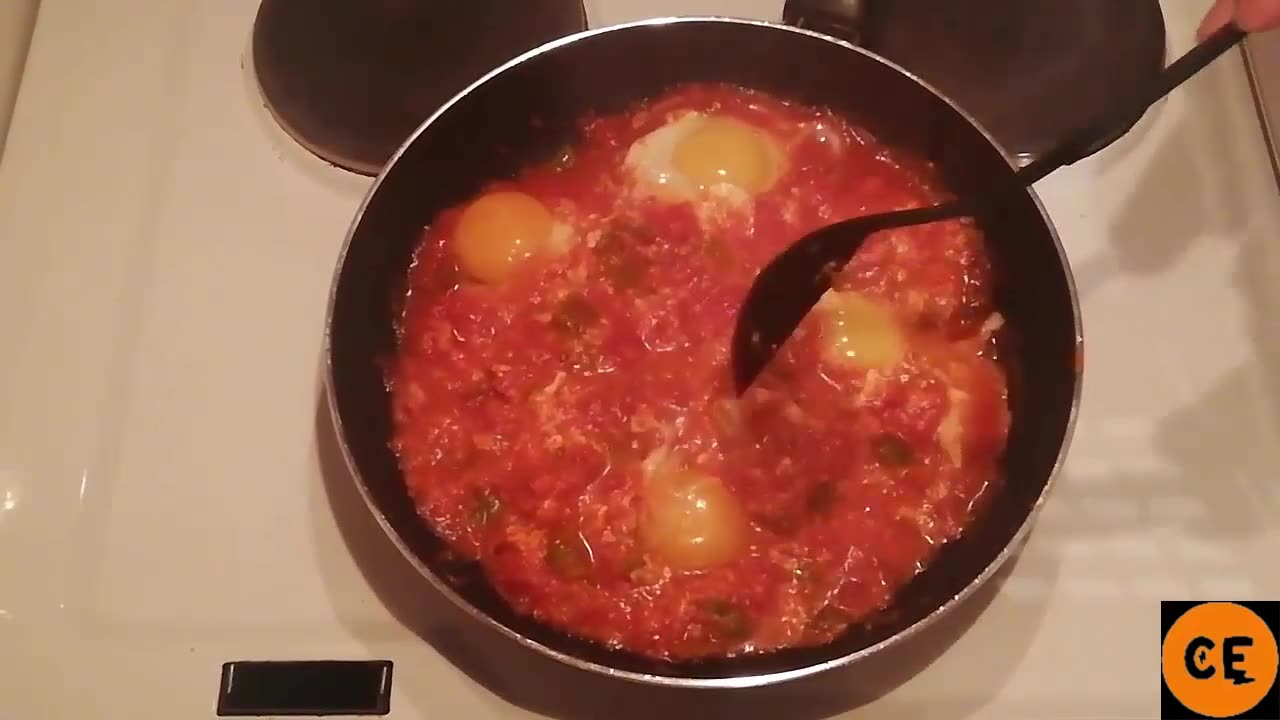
[321,14,1085,690]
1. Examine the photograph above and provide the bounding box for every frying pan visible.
[323,16,1083,688]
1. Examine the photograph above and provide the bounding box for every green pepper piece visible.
[874,433,915,466]
[704,236,734,268]
[596,226,653,291]
[700,599,753,642]
[469,486,501,527]
[550,292,599,336]
[545,531,594,580]
[805,481,837,515]
[808,605,850,635]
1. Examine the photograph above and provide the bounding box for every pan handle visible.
[781,0,869,44]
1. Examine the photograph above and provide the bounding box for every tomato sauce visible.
[388,84,1010,661]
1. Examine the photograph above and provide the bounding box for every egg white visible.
[623,111,711,203]
[623,112,786,208]
[545,217,576,256]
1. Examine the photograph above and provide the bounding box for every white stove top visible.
[3,1,1279,718]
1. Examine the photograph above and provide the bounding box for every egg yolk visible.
[671,116,781,194]
[452,191,553,284]
[826,292,906,371]
[640,469,747,571]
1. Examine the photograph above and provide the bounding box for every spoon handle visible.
[730,22,1248,395]
[842,24,1248,242]
[1018,23,1246,186]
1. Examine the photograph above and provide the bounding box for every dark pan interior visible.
[327,19,1080,682]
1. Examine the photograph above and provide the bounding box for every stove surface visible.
[251,0,589,175]
[854,0,1168,163]
[3,1,1280,718]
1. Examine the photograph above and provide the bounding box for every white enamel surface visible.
[2,0,1279,718]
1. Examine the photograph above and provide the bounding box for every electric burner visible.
[786,0,1168,163]
[251,0,588,175]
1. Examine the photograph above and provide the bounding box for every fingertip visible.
[1237,0,1280,33]
[1197,0,1235,40]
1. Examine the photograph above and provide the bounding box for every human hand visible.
[1198,0,1280,39]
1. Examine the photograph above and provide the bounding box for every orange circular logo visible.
[1161,602,1279,718]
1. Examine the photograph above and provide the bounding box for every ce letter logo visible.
[1185,634,1257,685]
[1161,601,1279,719]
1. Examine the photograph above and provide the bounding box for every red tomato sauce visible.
[388,84,1010,661]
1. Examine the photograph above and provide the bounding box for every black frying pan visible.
[323,16,1082,688]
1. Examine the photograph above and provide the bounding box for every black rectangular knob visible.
[216,660,393,716]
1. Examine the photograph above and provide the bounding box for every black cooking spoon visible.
[730,22,1247,394]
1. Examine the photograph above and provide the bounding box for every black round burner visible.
[857,0,1167,162]
[251,0,588,175]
